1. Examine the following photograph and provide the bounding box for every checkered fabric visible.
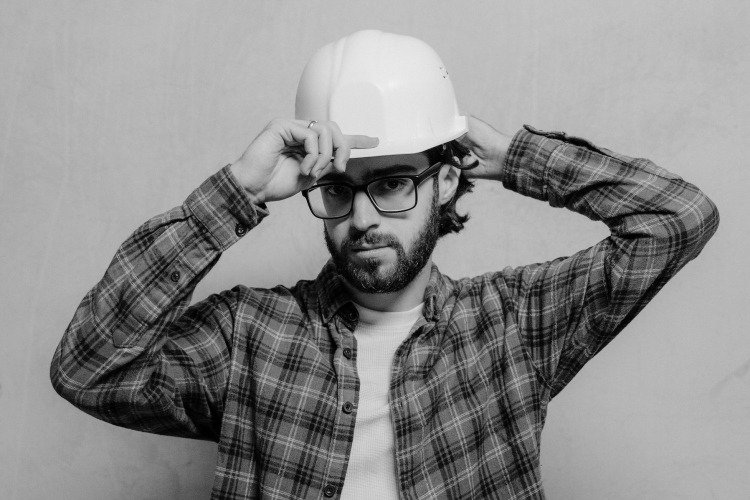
[51,126,719,499]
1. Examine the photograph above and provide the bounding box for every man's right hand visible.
[229,119,379,204]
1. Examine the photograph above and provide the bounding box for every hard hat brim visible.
[348,116,468,159]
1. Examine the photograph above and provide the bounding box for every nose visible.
[349,190,381,231]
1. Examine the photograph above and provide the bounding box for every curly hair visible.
[424,141,476,237]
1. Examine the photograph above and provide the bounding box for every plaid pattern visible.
[51,125,719,499]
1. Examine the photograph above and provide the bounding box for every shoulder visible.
[453,266,528,299]
[442,264,555,318]
[427,267,520,319]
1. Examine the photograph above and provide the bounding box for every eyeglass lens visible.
[306,177,417,218]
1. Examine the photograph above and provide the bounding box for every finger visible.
[327,122,350,173]
[286,123,320,175]
[458,152,480,170]
[347,134,379,150]
[311,155,332,179]
[312,124,333,177]
[314,159,338,180]
[300,152,319,177]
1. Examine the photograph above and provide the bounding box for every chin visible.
[349,254,389,275]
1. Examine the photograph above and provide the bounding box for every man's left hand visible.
[455,116,511,182]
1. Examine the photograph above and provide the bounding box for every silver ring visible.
[307,120,318,129]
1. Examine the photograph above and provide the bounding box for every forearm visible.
[501,125,719,256]
[50,165,267,435]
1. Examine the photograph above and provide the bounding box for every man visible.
[51,30,719,499]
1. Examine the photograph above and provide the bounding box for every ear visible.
[437,164,460,206]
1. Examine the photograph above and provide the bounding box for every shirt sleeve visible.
[499,125,719,398]
[50,165,268,440]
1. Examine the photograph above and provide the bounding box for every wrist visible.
[229,161,265,205]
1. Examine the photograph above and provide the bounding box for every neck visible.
[344,259,432,312]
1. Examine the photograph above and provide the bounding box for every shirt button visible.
[235,223,247,237]
[342,401,354,414]
[323,484,336,497]
[169,271,181,283]
[342,348,352,359]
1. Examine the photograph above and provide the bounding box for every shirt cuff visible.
[185,164,269,251]
[501,125,567,202]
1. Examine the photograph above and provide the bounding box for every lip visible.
[352,245,387,251]
[350,245,390,253]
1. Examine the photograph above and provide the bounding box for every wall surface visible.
[1,1,747,498]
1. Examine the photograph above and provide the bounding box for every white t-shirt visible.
[339,302,423,500]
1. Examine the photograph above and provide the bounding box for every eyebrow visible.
[320,164,421,184]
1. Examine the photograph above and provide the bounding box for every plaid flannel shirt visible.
[51,126,719,499]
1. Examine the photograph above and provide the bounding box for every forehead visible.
[330,153,431,182]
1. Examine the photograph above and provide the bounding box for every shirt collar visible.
[315,259,455,325]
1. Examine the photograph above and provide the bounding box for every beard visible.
[324,186,441,294]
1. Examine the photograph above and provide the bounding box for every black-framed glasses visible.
[301,161,443,219]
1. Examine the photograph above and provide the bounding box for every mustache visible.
[341,230,400,251]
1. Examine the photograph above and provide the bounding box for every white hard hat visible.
[295,30,468,158]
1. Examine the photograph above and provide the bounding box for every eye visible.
[379,178,410,192]
[321,184,349,198]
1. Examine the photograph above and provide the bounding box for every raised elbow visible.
[49,346,84,407]
[672,187,720,261]
[688,190,719,244]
